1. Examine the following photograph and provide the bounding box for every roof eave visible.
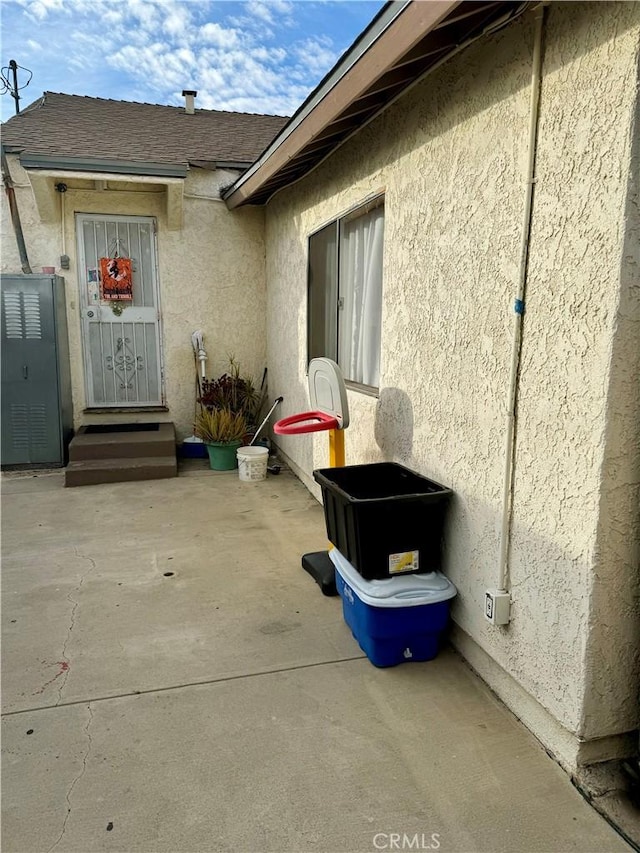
[16,164,186,231]
[18,153,188,179]
[224,0,460,209]
[189,159,253,171]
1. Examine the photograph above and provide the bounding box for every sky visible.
[1,0,386,122]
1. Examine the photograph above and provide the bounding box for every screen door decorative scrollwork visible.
[76,214,164,406]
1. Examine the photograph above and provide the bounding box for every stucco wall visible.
[1,160,267,440]
[582,92,640,742]
[508,5,640,744]
[265,1,640,761]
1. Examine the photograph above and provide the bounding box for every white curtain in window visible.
[339,206,384,386]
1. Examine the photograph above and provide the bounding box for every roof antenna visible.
[0,60,33,115]
[182,89,197,115]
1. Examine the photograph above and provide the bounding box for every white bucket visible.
[237,445,269,482]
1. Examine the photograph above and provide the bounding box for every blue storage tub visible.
[330,548,456,667]
[179,437,208,458]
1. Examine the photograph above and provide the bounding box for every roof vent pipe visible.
[182,89,197,115]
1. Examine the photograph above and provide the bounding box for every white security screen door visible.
[77,214,164,407]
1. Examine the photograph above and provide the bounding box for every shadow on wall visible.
[374,388,414,463]
[582,86,640,740]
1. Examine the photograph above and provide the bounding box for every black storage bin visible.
[313,462,452,580]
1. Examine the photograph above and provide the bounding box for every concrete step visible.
[65,456,178,487]
[69,423,176,461]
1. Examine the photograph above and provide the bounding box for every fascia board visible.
[19,153,187,178]
[224,0,460,208]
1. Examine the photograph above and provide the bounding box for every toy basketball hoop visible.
[274,358,349,594]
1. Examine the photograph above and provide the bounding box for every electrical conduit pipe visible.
[1,146,31,274]
[497,3,547,598]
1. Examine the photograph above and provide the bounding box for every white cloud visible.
[251,46,287,64]
[294,36,338,75]
[245,1,276,24]
[19,1,49,21]
[163,9,189,38]
[200,22,240,49]
[82,0,328,114]
[127,0,162,30]
[67,55,91,71]
[269,0,293,13]
[5,0,381,120]
[102,8,124,26]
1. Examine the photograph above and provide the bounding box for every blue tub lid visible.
[329,549,457,608]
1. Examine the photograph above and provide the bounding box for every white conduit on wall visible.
[497,3,547,593]
[60,188,66,257]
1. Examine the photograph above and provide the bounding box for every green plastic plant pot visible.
[205,440,242,471]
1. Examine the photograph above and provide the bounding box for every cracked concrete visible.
[1,464,634,852]
[56,552,97,706]
[47,704,94,853]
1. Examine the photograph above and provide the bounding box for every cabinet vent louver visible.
[10,404,48,450]
[2,292,42,340]
[10,405,30,452]
[3,292,23,339]
[23,293,42,339]
[29,404,48,448]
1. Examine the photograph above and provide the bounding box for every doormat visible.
[83,423,160,434]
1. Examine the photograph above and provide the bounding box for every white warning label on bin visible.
[389,550,419,574]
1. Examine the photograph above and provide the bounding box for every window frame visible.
[306,193,385,395]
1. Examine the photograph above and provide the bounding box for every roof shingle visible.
[2,92,289,167]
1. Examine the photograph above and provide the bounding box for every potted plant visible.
[194,407,248,471]
[198,358,267,439]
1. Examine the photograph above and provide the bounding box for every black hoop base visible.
[301,551,338,597]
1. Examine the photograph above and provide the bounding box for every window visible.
[308,197,384,390]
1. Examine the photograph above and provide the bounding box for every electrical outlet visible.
[485,589,510,625]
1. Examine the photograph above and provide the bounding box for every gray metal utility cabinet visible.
[1,274,73,466]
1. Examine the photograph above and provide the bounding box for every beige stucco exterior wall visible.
[265,2,640,768]
[1,160,267,440]
[582,88,639,743]
[507,5,640,749]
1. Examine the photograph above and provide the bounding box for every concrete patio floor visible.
[1,463,632,853]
